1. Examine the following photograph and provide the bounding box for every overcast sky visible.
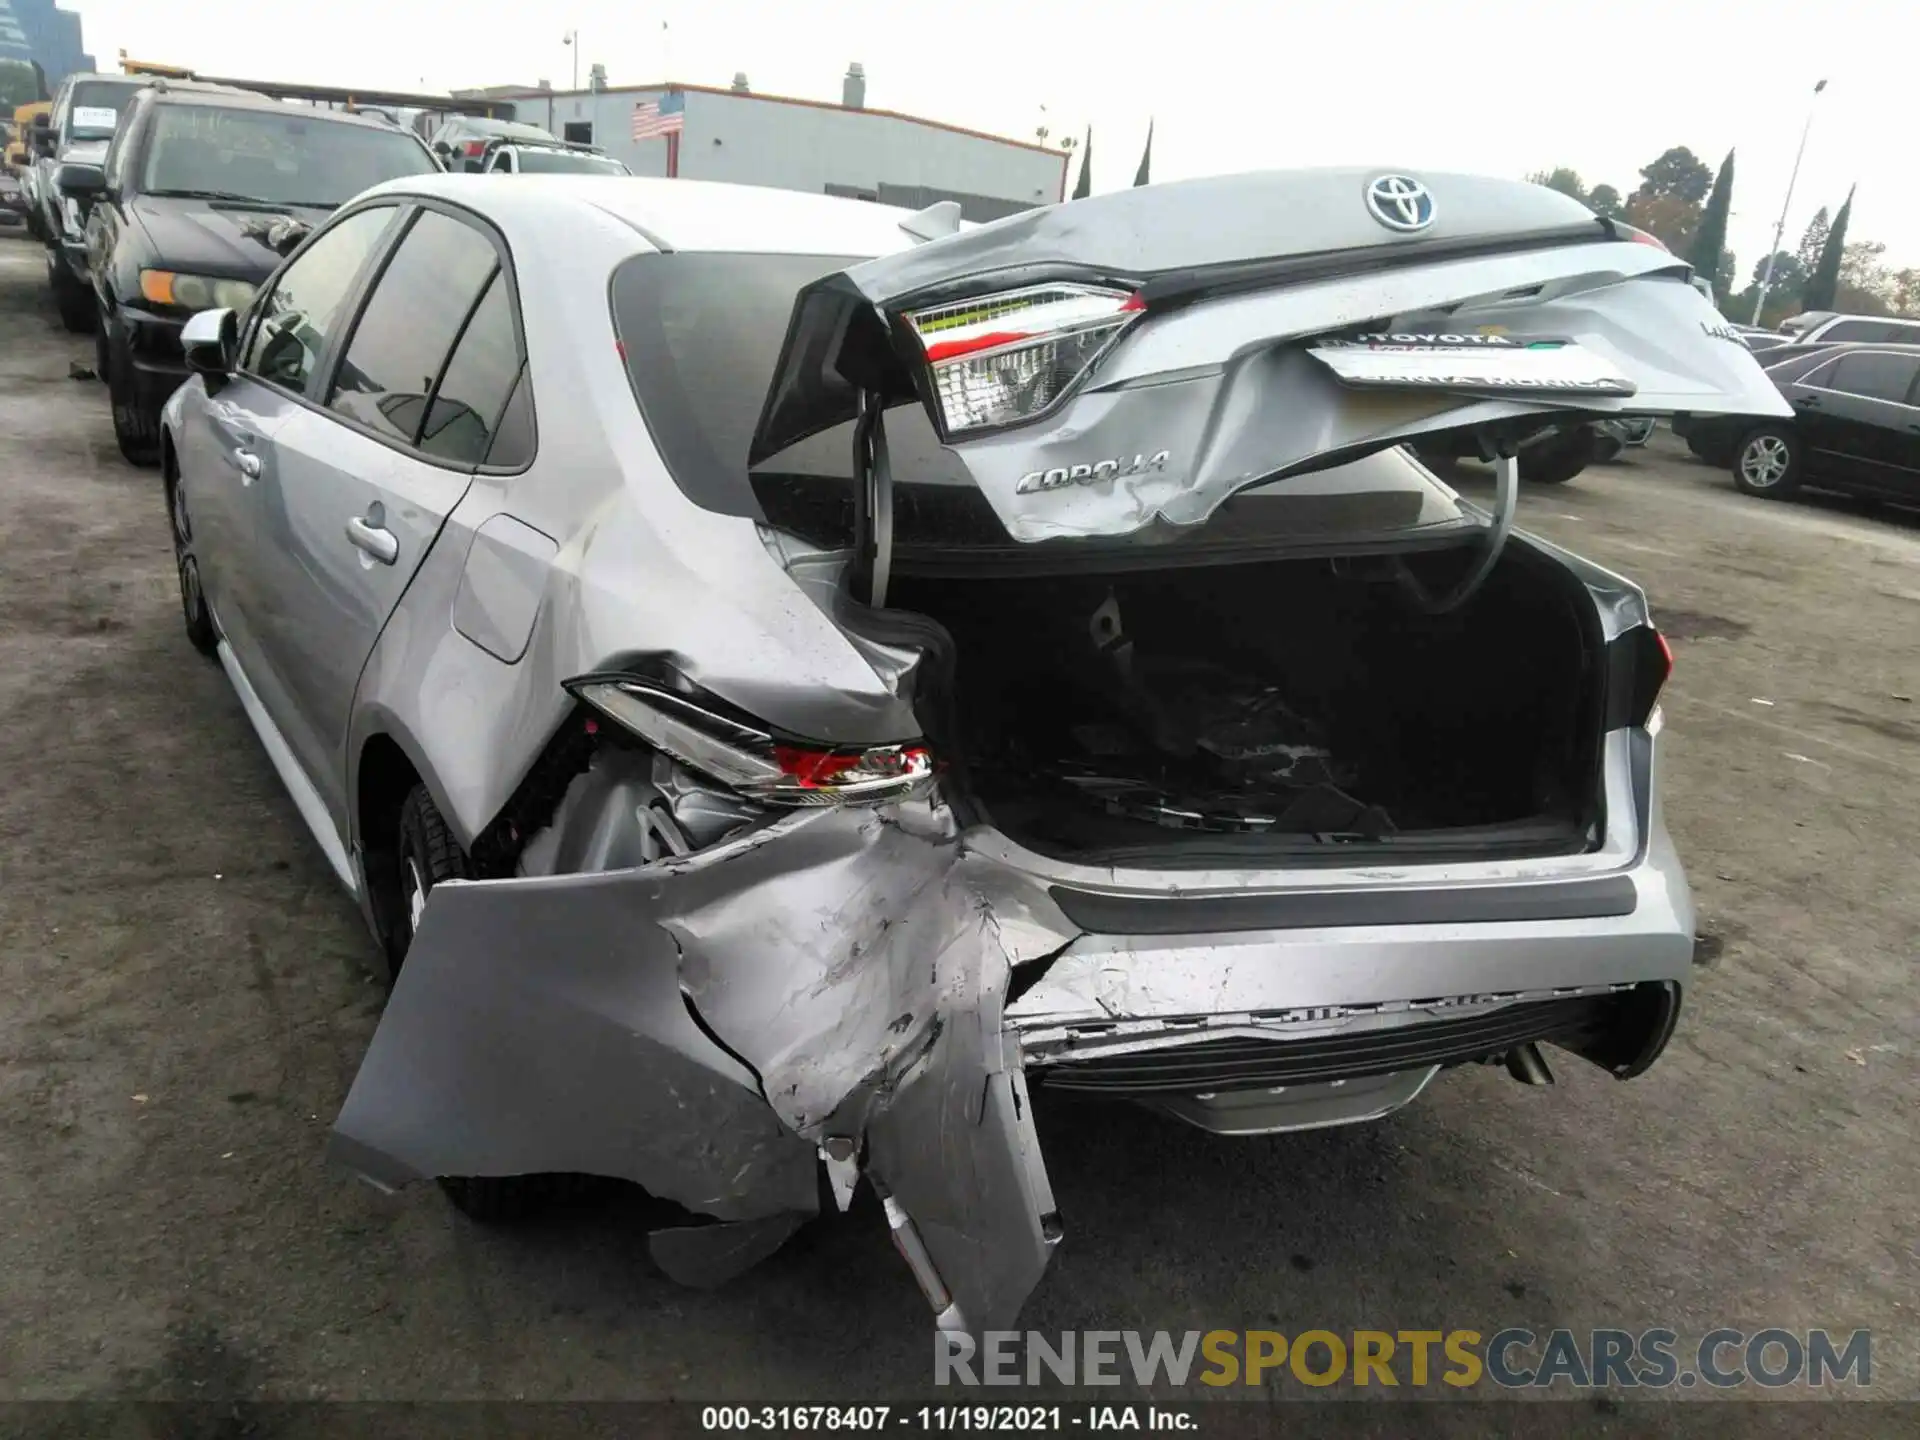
[77,0,1916,274]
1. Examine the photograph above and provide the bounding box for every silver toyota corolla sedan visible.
[160,169,1786,1334]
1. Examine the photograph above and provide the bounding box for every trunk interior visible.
[888,544,1607,866]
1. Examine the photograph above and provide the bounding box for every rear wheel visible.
[390,784,566,1224]
[104,317,161,467]
[48,250,95,333]
[1517,428,1592,486]
[166,464,218,658]
[1732,426,1801,498]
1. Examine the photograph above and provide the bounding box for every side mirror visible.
[181,307,239,380]
[57,161,106,196]
[433,140,453,159]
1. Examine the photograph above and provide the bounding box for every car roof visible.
[358,173,930,257]
[145,87,416,132]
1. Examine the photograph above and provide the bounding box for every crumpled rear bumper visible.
[331,737,1693,1333]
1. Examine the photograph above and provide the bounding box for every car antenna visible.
[898,200,961,243]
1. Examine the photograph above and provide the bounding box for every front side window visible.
[1827,352,1920,405]
[325,210,501,449]
[241,205,400,392]
[140,104,437,208]
[1820,320,1883,343]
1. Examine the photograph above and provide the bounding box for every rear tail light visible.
[566,675,934,806]
[903,283,1144,436]
[1605,624,1672,729]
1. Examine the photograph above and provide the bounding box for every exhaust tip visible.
[1504,1042,1555,1086]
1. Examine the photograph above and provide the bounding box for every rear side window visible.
[1826,352,1920,404]
[241,205,399,393]
[326,210,500,448]
[420,272,526,465]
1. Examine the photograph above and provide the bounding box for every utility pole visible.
[1752,79,1827,325]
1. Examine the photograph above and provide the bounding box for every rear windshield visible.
[610,252,1476,554]
[141,105,436,208]
[68,82,138,140]
[516,149,626,175]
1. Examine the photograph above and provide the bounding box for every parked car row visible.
[22,69,626,463]
[1672,342,1920,504]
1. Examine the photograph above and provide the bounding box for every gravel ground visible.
[0,233,1913,1422]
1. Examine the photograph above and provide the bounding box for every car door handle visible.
[1794,394,1820,408]
[345,514,399,565]
[231,448,262,481]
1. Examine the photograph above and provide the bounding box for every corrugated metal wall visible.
[503,87,1064,212]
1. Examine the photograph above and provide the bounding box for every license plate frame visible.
[1307,332,1637,398]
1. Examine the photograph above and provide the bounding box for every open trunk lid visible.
[749,166,1790,548]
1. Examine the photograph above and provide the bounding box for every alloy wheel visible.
[1740,435,1791,489]
[170,482,201,626]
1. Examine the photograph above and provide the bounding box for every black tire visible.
[104,317,161,467]
[391,784,561,1225]
[48,249,95,333]
[1689,437,1733,467]
[165,465,218,658]
[1517,429,1591,486]
[1731,425,1802,498]
[1590,431,1627,466]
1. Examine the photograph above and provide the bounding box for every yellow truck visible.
[6,101,51,238]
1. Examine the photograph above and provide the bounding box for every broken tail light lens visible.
[565,675,934,806]
[904,284,1144,436]
[1605,624,1673,729]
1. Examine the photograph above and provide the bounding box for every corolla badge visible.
[1366,174,1435,233]
[1015,450,1171,495]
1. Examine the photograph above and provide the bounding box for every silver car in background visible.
[160,169,1786,1334]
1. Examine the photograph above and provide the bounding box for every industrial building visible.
[0,0,90,91]
[465,65,1067,221]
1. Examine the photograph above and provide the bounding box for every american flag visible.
[631,90,685,141]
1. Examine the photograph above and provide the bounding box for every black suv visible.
[1672,344,1920,503]
[59,83,438,464]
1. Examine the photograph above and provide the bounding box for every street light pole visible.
[563,30,579,92]
[1752,78,1827,326]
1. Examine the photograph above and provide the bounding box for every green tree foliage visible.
[1801,186,1853,312]
[0,59,43,110]
[1634,146,1714,205]
[1795,208,1831,275]
[1686,151,1735,294]
[1526,167,1588,203]
[1586,183,1624,219]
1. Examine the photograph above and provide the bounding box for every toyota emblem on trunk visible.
[1366,174,1435,233]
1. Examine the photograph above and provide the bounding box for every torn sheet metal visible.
[332,794,1071,1329]
[329,854,820,1224]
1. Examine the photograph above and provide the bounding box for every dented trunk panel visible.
[751,169,1790,545]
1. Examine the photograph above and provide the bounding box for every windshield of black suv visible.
[140,105,436,208]
[611,252,1480,553]
[68,81,139,141]
[515,148,627,175]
